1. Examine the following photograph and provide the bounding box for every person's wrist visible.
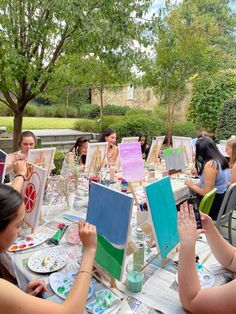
[14,174,26,181]
[83,247,97,255]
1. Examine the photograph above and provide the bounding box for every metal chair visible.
[215,183,236,244]
[199,188,217,215]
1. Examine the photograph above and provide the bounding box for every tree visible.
[141,0,236,144]
[188,69,236,131]
[0,0,152,149]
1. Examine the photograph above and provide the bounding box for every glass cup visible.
[126,262,144,293]
[66,223,80,245]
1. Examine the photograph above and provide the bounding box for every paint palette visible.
[176,268,215,289]
[8,233,48,252]
[28,248,68,273]
[49,271,94,300]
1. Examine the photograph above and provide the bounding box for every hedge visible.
[215,97,236,141]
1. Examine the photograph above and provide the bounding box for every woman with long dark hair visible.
[137,132,149,160]
[98,128,119,166]
[0,184,97,314]
[68,136,89,165]
[185,136,229,220]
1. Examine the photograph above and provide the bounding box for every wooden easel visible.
[147,143,161,167]
[180,141,189,164]
[87,148,107,177]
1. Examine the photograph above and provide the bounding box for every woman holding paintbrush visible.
[178,201,236,313]
[0,183,97,314]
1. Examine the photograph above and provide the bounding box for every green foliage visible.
[100,115,123,130]
[215,97,236,141]
[110,117,165,143]
[0,0,153,148]
[74,115,122,132]
[79,104,100,119]
[188,70,236,131]
[24,104,39,117]
[0,103,13,116]
[52,151,65,175]
[141,0,236,142]
[74,119,100,132]
[125,108,152,118]
[171,121,197,138]
[103,104,128,116]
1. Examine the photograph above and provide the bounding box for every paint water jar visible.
[126,262,144,293]
[133,227,145,271]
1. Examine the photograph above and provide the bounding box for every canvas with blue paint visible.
[0,149,7,183]
[86,182,133,280]
[145,176,179,259]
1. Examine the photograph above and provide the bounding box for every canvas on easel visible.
[121,137,139,143]
[146,136,165,165]
[86,182,133,280]
[85,142,108,176]
[0,149,7,183]
[22,163,47,228]
[118,142,145,209]
[145,176,179,259]
[118,142,145,183]
[172,136,193,164]
[163,147,185,173]
[27,147,56,177]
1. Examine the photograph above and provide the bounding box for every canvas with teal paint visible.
[86,182,133,280]
[145,176,179,258]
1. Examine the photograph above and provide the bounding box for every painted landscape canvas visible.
[86,182,133,280]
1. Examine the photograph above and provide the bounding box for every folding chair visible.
[199,188,217,215]
[215,183,236,244]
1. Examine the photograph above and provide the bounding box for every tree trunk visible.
[13,110,24,151]
[100,86,104,132]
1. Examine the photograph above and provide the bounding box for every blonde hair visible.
[226,136,236,148]
[230,142,236,168]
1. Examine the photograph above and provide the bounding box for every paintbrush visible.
[201,251,212,265]
[140,245,169,272]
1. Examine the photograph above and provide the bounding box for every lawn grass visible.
[0,116,78,131]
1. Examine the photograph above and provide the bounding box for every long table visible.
[0,175,205,313]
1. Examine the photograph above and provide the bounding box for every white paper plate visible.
[28,248,68,273]
[49,271,94,300]
[9,233,48,252]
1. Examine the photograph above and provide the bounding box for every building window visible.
[127,85,134,101]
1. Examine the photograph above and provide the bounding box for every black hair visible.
[98,128,116,142]
[195,136,229,175]
[137,132,148,154]
[0,184,23,232]
[70,137,89,165]
[18,131,36,147]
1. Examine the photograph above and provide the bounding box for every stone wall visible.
[91,86,159,110]
[91,84,192,119]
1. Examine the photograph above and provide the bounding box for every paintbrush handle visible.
[141,245,168,272]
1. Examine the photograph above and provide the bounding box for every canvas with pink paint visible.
[118,142,145,182]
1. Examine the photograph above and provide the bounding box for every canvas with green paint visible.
[145,176,179,259]
[86,182,133,280]
[163,147,185,172]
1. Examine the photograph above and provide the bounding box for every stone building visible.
[91,84,192,120]
[91,85,158,110]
